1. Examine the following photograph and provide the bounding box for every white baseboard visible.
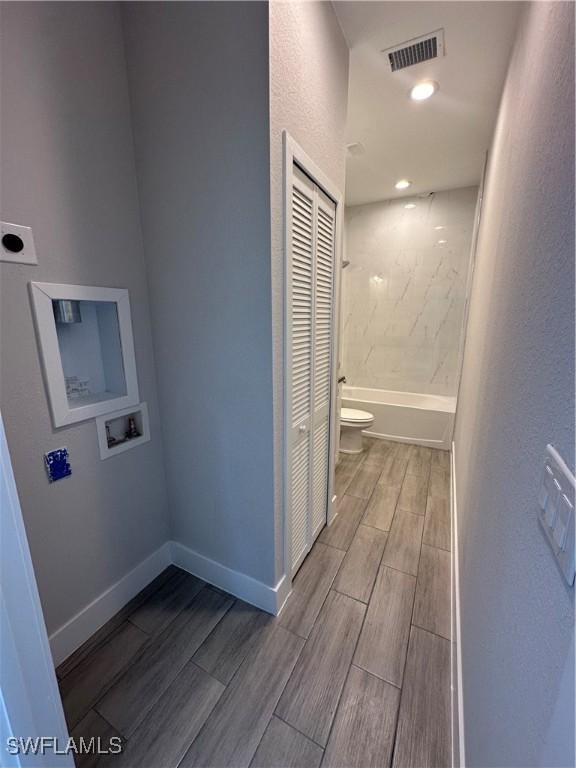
[49,542,171,667]
[170,541,289,615]
[49,539,292,670]
[451,442,466,768]
[363,430,450,450]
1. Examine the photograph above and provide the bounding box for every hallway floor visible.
[57,438,451,768]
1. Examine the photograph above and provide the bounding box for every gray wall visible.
[269,0,349,579]
[122,2,276,586]
[453,3,575,766]
[0,3,169,634]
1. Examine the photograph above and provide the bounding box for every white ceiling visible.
[334,1,523,205]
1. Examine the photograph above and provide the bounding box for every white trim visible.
[453,153,488,425]
[48,538,292,671]
[282,131,344,590]
[171,541,289,615]
[48,543,171,667]
[451,441,466,767]
[95,402,150,460]
[1,413,72,765]
[363,430,450,450]
[29,282,140,427]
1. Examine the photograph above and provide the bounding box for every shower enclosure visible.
[341,186,479,449]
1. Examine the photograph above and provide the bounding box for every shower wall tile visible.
[342,187,478,396]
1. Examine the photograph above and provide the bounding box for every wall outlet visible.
[1,221,37,265]
[538,445,575,586]
[44,448,71,483]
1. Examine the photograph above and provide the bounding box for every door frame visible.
[0,412,73,766]
[282,131,344,583]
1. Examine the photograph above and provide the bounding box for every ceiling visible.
[333,1,523,205]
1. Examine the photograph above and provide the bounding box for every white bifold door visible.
[287,163,337,576]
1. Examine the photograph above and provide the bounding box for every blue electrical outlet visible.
[44,447,71,483]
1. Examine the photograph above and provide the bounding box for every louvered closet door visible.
[288,166,315,572]
[310,189,336,539]
[287,165,336,575]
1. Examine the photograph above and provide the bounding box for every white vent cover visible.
[382,29,445,72]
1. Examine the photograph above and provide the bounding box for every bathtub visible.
[342,386,456,450]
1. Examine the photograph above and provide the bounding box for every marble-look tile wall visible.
[342,186,478,396]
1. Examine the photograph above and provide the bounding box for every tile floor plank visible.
[193,600,274,683]
[345,463,382,500]
[362,440,395,467]
[276,590,365,747]
[362,483,401,532]
[319,495,366,551]
[392,443,414,461]
[180,624,304,768]
[333,525,387,603]
[56,566,178,680]
[250,717,323,768]
[406,446,432,478]
[430,449,450,472]
[59,620,149,730]
[96,587,233,737]
[55,433,452,768]
[334,460,357,498]
[423,495,451,552]
[381,509,424,577]
[377,456,409,486]
[279,542,344,638]
[70,709,124,768]
[428,467,450,500]
[412,544,451,640]
[112,660,224,768]
[354,566,415,688]
[322,665,400,768]
[397,473,428,516]
[128,571,205,636]
[392,627,451,768]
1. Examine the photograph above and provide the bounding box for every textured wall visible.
[0,2,169,635]
[269,0,349,579]
[343,187,477,395]
[454,3,575,766]
[122,2,276,586]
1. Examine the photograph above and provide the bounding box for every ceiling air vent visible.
[383,29,445,73]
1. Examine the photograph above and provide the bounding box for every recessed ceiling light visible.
[404,203,416,209]
[410,80,439,101]
[434,225,445,230]
[437,239,448,245]
[395,179,411,190]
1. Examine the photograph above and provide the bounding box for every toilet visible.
[340,407,375,454]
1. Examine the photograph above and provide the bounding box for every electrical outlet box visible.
[538,445,575,586]
[95,402,150,460]
[44,447,71,483]
[1,222,37,265]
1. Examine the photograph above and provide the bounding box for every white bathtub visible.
[342,386,456,450]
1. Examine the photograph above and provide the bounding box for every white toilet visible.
[340,407,375,454]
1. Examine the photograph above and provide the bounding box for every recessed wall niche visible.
[30,282,140,427]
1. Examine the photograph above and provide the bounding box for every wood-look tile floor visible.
[58,438,451,768]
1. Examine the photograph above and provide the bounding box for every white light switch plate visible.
[538,445,575,586]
